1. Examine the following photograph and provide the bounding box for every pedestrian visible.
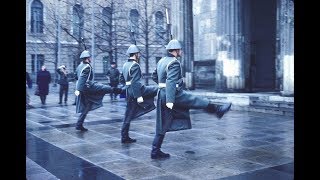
[106,61,120,101]
[56,65,69,104]
[26,71,34,109]
[36,65,51,105]
[119,45,158,143]
[74,50,123,131]
[150,39,232,159]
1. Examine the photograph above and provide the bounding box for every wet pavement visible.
[26,86,294,179]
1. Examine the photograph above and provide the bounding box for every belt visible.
[158,83,179,88]
[125,81,131,85]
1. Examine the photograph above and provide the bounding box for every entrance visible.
[245,0,277,92]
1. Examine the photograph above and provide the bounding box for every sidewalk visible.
[26,86,294,180]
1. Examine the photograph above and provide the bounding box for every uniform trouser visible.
[109,83,118,99]
[76,102,92,128]
[40,95,46,104]
[59,84,69,102]
[121,100,136,139]
[151,134,166,154]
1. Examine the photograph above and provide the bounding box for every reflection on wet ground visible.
[27,94,293,179]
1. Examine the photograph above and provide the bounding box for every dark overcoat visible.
[119,59,157,121]
[75,62,113,113]
[36,70,51,95]
[152,55,209,134]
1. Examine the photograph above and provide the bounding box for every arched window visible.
[102,7,112,39]
[155,11,165,42]
[31,0,43,33]
[73,4,84,40]
[129,9,139,35]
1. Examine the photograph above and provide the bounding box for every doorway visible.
[245,0,277,92]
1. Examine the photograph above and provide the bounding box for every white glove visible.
[166,102,174,109]
[75,90,80,96]
[137,96,144,103]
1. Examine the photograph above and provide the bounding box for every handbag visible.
[34,86,40,96]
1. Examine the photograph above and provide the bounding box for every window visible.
[129,9,139,36]
[73,4,84,40]
[73,59,80,73]
[31,0,44,33]
[156,57,162,63]
[102,7,112,40]
[155,11,165,42]
[31,54,44,73]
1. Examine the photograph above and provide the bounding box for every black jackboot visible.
[121,123,136,143]
[206,103,232,119]
[151,134,170,159]
[75,113,88,131]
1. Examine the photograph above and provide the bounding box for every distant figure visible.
[26,72,34,109]
[106,62,120,101]
[56,65,69,104]
[36,65,51,105]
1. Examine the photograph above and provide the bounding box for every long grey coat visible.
[75,62,113,113]
[120,59,157,121]
[152,55,209,134]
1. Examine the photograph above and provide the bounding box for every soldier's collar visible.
[167,53,175,57]
[128,59,136,62]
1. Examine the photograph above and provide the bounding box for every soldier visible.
[74,50,122,131]
[150,39,232,159]
[119,45,158,143]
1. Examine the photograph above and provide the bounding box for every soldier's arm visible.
[76,66,90,91]
[130,63,143,98]
[166,61,180,104]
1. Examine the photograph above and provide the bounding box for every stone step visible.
[189,91,294,116]
[232,105,294,116]
[250,100,294,109]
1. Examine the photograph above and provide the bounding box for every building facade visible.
[26,0,169,84]
[170,0,294,96]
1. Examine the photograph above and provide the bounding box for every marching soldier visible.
[119,45,158,143]
[74,50,122,131]
[150,39,232,159]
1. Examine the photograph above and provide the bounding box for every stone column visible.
[171,0,195,89]
[216,0,245,92]
[279,0,294,96]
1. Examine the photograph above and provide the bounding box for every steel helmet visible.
[165,39,182,50]
[126,45,140,55]
[80,50,91,59]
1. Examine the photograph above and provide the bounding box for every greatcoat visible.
[152,54,209,135]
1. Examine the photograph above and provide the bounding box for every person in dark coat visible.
[106,62,120,101]
[74,50,123,131]
[119,45,158,143]
[150,39,232,159]
[36,65,51,105]
[26,71,34,108]
[56,65,69,104]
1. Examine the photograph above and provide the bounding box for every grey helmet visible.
[126,45,140,55]
[165,39,182,50]
[80,50,91,59]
